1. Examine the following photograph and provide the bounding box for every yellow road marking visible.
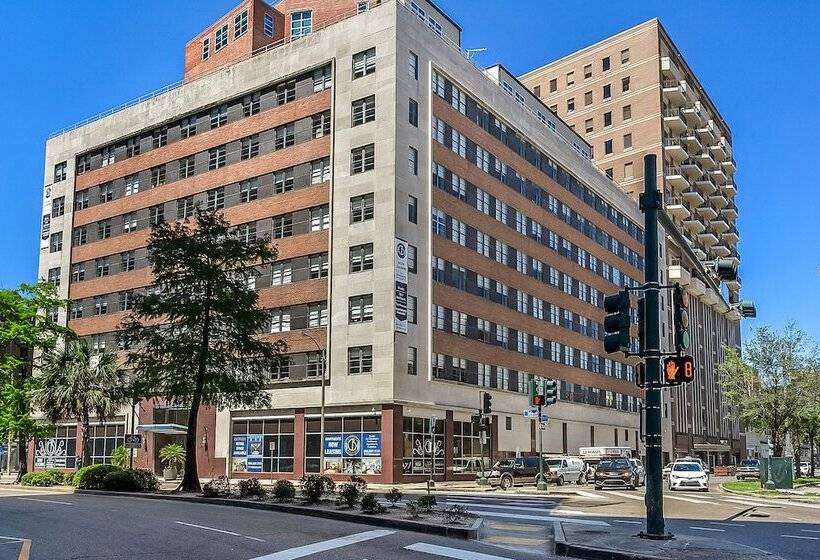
[484,535,547,546]
[19,539,31,560]
[487,522,543,532]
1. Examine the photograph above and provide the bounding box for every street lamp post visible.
[302,331,326,474]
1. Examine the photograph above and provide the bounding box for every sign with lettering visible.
[34,439,67,468]
[394,238,409,334]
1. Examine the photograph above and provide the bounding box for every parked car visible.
[736,459,761,480]
[544,456,585,485]
[799,462,811,477]
[662,463,672,480]
[669,461,709,492]
[452,457,486,474]
[594,458,638,490]
[484,456,544,490]
[629,458,646,486]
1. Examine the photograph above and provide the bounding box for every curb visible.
[74,489,482,539]
[718,483,820,505]
[552,521,660,560]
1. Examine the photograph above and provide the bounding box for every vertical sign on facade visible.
[394,238,409,334]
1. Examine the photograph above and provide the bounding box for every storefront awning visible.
[693,442,731,452]
[137,423,187,435]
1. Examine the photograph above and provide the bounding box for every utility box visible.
[759,457,794,489]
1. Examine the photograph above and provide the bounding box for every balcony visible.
[694,174,717,195]
[710,217,730,233]
[663,108,686,133]
[724,182,737,197]
[681,188,704,205]
[710,167,727,184]
[693,247,708,260]
[681,102,706,127]
[726,276,742,292]
[665,197,690,219]
[662,79,687,105]
[665,166,690,190]
[710,243,731,258]
[710,192,729,208]
[722,204,738,220]
[664,136,688,162]
[668,264,691,286]
[702,288,720,307]
[710,139,727,160]
[683,216,706,234]
[661,56,682,81]
[722,226,739,244]
[698,230,719,246]
[722,158,737,173]
[696,205,718,220]
[697,151,717,170]
[687,277,706,297]
[680,158,704,178]
[697,120,717,143]
[682,130,703,152]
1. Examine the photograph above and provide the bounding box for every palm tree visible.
[37,338,124,467]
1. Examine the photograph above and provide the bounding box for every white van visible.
[543,456,585,485]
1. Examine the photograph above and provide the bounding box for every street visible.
[1,480,818,560]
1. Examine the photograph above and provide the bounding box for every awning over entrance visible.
[137,423,187,435]
[693,442,731,452]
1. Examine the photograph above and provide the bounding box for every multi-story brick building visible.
[36,0,648,482]
[520,19,745,466]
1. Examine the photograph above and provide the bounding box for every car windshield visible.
[673,463,703,472]
[740,460,758,467]
[599,459,630,470]
[546,459,562,467]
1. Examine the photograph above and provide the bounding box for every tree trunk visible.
[15,433,27,483]
[81,411,92,468]
[792,433,801,480]
[810,434,816,478]
[179,278,212,494]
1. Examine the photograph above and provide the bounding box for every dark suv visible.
[594,458,638,490]
[485,457,544,490]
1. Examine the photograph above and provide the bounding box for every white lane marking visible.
[663,494,717,505]
[781,535,819,541]
[800,529,820,533]
[604,491,644,501]
[464,509,609,526]
[612,520,642,525]
[249,529,395,560]
[0,535,25,543]
[405,542,516,560]
[575,490,607,500]
[17,497,73,506]
[724,498,783,508]
[689,526,725,532]
[175,521,265,542]
[709,522,746,527]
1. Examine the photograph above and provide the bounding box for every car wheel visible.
[577,475,585,485]
[555,475,563,486]
[500,476,512,490]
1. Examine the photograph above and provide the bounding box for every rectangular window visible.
[291,10,312,38]
[604,139,613,155]
[349,243,374,272]
[408,195,418,224]
[311,158,330,184]
[310,205,329,231]
[201,38,210,60]
[269,308,291,333]
[605,167,613,179]
[119,291,133,312]
[234,10,248,38]
[407,295,417,324]
[210,105,227,129]
[604,111,612,127]
[623,104,632,121]
[121,251,136,272]
[308,254,328,279]
[567,98,575,112]
[51,196,65,218]
[272,215,293,238]
[215,24,229,50]
[549,78,557,93]
[603,83,611,99]
[207,188,225,210]
[126,137,140,158]
[73,227,87,246]
[584,118,593,134]
[208,146,226,169]
[264,13,274,37]
[623,133,633,150]
[48,267,61,287]
[350,193,374,223]
[271,262,292,285]
[122,212,137,233]
[408,98,418,127]
[407,347,417,375]
[620,48,630,64]
[312,111,330,138]
[584,64,592,79]
[49,232,62,253]
[243,92,260,117]
[566,71,574,86]
[602,56,611,71]
[149,204,165,225]
[348,346,373,374]
[179,156,195,179]
[54,161,67,183]
[274,168,294,193]
[351,95,376,126]
[409,50,418,80]
[276,80,296,104]
[241,135,260,160]
[124,174,140,196]
[239,179,258,203]
[408,146,418,175]
[180,116,196,138]
[238,223,256,243]
[622,76,630,92]
[94,296,108,316]
[177,196,194,219]
[584,91,592,106]
[71,263,85,282]
[408,244,417,273]
[150,165,166,187]
[77,155,91,174]
[101,146,116,167]
[274,123,294,149]
[348,294,373,323]
[97,220,111,240]
[352,47,376,79]
[70,304,83,319]
[351,144,375,174]
[624,161,634,179]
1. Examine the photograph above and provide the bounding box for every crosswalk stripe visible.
[405,542,516,560]
[248,529,395,560]
[781,535,819,541]
[464,509,609,526]
[663,494,717,505]
[604,491,644,501]
[689,526,725,532]
[574,490,607,500]
[442,495,556,505]
[724,498,784,508]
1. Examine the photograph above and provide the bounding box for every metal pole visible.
[129,398,136,470]
[5,434,11,476]
[537,404,547,491]
[639,154,670,539]
[478,391,488,486]
[319,346,326,474]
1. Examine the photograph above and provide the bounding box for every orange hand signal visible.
[665,360,679,381]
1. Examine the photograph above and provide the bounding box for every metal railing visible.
[663,108,683,119]
[662,79,682,89]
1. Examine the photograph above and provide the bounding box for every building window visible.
[549,78,557,93]
[54,161,67,183]
[408,146,418,175]
[177,196,194,219]
[124,174,140,196]
[122,212,137,233]
[312,112,330,138]
[623,104,632,121]
[149,204,165,225]
[409,50,418,80]
[210,105,227,129]
[201,38,210,60]
[207,188,225,210]
[272,215,293,239]
[51,196,65,218]
[310,206,330,231]
[311,158,330,184]
[240,179,258,203]
[348,346,373,374]
[119,292,133,312]
[75,191,89,210]
[234,10,248,38]
[272,124,294,150]
[291,10,312,38]
[274,168,294,193]
[407,295,417,324]
[352,95,376,126]
[605,168,613,179]
[623,133,633,150]
[350,193,374,223]
[180,116,196,138]
[356,1,369,13]
[533,85,541,97]
[566,71,574,86]
[351,144,375,174]
[150,165,166,188]
[352,48,376,79]
[126,137,140,158]
[264,13,274,37]
[349,294,373,323]
[48,267,61,287]
[73,227,87,246]
[621,48,630,64]
[603,111,612,127]
[121,251,136,272]
[602,56,611,71]
[101,146,115,167]
[241,135,260,159]
[408,244,417,273]
[406,346,418,375]
[70,303,83,319]
[408,98,418,127]
[276,80,296,104]
[622,76,630,92]
[584,91,592,106]
[94,296,108,316]
[584,64,592,79]
[151,128,168,149]
[71,263,85,282]
[604,139,613,155]
[215,24,229,50]
[349,243,374,272]
[179,156,195,179]
[77,155,91,174]
[231,419,295,473]
[243,93,260,117]
[567,98,575,112]
[624,161,634,180]
[408,195,418,224]
[208,146,226,169]
[238,223,256,244]
[98,220,111,240]
[603,84,611,99]
[269,308,291,333]
[584,118,593,134]
[308,254,329,279]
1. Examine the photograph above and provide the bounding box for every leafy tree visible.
[37,338,124,467]
[121,207,285,493]
[0,282,69,480]
[719,323,811,457]
[794,365,820,477]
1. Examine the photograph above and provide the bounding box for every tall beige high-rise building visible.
[521,19,745,466]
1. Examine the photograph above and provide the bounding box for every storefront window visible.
[305,415,381,475]
[402,416,444,475]
[452,421,482,472]
[35,425,77,469]
[90,424,126,464]
[231,419,294,473]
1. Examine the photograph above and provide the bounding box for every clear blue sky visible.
[0,0,817,339]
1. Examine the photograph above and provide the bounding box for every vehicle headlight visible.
[490,470,500,477]
[622,473,632,479]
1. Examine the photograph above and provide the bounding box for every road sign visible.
[539,414,549,423]
[539,422,548,430]
[663,355,695,386]
[124,434,142,449]
[523,407,539,418]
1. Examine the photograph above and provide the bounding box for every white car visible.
[668,461,709,492]
[800,462,811,476]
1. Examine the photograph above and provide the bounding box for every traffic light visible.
[543,379,558,405]
[528,378,538,406]
[663,355,695,386]
[482,392,493,414]
[635,362,646,389]
[672,284,690,352]
[603,290,631,354]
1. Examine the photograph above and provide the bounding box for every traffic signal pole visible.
[639,154,670,540]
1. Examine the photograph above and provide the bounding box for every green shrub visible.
[45,469,65,485]
[406,499,422,518]
[74,464,121,489]
[21,472,56,487]
[272,480,296,502]
[442,504,474,525]
[384,488,403,507]
[110,446,129,469]
[238,478,267,498]
[130,469,160,492]
[300,475,335,502]
[159,443,185,471]
[103,470,142,492]
[336,483,360,508]
[417,494,437,512]
[350,475,368,492]
[360,492,386,514]
[202,475,232,498]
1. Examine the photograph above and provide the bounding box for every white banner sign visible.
[394,238,409,334]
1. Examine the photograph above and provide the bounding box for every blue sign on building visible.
[362,433,381,457]
[323,432,381,458]
[246,434,263,473]
[232,436,248,457]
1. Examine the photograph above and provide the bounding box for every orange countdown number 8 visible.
[683,361,694,378]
